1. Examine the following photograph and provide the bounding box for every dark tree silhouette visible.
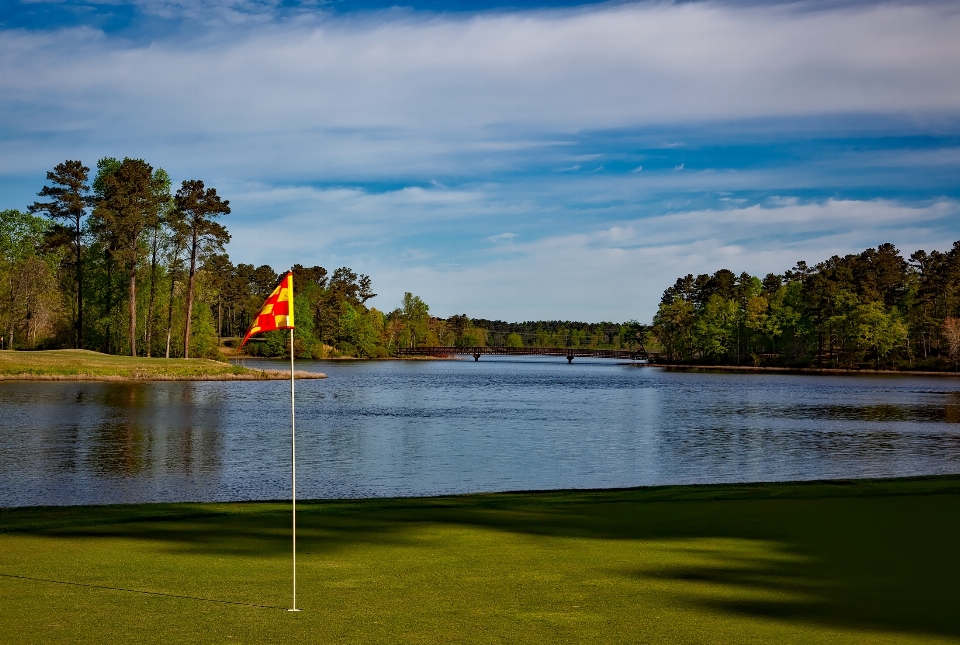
[174,180,230,359]
[29,160,91,348]
[92,158,157,357]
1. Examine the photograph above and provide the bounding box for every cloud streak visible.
[368,198,958,320]
[3,1,960,178]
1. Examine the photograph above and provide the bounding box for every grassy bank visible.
[0,349,325,380]
[2,477,959,644]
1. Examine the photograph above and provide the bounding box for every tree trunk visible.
[146,222,161,357]
[129,262,137,357]
[166,269,177,358]
[105,257,113,354]
[183,231,198,359]
[75,220,83,349]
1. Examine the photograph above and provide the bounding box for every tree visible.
[339,301,379,357]
[92,158,156,356]
[401,293,430,347]
[145,169,172,356]
[0,210,58,349]
[941,317,960,370]
[163,207,188,358]
[854,301,907,368]
[694,295,738,360]
[29,160,90,348]
[174,180,230,358]
[620,320,649,351]
[652,298,695,362]
[203,253,234,343]
[505,332,524,348]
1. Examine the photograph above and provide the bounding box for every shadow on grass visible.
[3,475,960,638]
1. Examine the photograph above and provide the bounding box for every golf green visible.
[2,476,959,644]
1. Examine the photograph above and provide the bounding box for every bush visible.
[336,341,357,357]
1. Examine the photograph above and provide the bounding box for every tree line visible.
[469,319,647,351]
[0,159,442,359]
[651,242,960,369]
[1,158,654,360]
[5,159,958,370]
[2,159,232,358]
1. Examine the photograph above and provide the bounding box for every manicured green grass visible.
[2,477,959,644]
[0,349,321,380]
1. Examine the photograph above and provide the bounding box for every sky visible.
[1,0,958,322]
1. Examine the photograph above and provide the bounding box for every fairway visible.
[1,477,959,644]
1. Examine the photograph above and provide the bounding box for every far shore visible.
[641,362,960,377]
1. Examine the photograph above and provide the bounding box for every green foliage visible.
[0,210,61,349]
[187,298,220,359]
[0,209,47,262]
[650,241,960,368]
[459,324,487,347]
[339,301,380,357]
[653,298,695,361]
[694,294,738,358]
[400,292,430,346]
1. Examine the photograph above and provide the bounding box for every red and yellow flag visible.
[239,271,295,348]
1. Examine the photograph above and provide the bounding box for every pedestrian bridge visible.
[395,346,653,363]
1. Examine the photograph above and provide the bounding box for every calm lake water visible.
[2,357,960,507]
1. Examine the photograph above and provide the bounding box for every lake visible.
[1,357,959,507]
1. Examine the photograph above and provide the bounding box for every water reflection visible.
[1,360,959,507]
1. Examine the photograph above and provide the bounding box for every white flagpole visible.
[289,327,300,612]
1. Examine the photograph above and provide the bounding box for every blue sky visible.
[1,0,958,321]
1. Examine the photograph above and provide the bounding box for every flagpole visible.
[289,327,300,612]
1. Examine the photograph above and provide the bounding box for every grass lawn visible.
[1,477,959,644]
[0,349,323,380]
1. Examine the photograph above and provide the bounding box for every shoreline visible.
[0,369,326,382]
[4,472,957,511]
[639,363,960,377]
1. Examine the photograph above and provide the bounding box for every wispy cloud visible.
[369,198,959,320]
[3,2,959,179]
[486,232,516,243]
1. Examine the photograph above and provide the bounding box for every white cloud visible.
[3,2,959,320]
[2,1,960,179]
[373,198,958,321]
[222,184,957,320]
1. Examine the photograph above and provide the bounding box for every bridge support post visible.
[473,353,481,362]
[567,354,574,364]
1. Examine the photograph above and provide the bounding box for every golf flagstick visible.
[236,271,299,612]
[289,327,300,612]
